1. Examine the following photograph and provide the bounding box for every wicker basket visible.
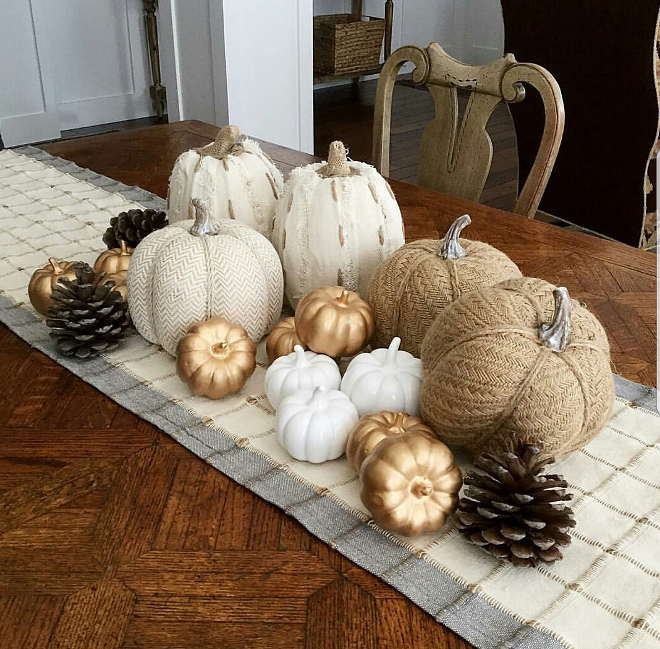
[314,14,386,76]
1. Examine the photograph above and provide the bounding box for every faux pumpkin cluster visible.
[347,411,462,538]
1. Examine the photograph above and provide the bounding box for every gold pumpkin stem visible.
[336,290,350,306]
[320,141,351,178]
[385,337,401,365]
[438,214,471,260]
[211,341,229,355]
[293,344,307,366]
[119,240,129,255]
[539,287,572,353]
[391,412,406,430]
[48,257,63,274]
[411,480,433,498]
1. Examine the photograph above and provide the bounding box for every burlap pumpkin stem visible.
[46,263,130,359]
[194,124,244,162]
[102,208,168,250]
[368,214,522,356]
[456,444,576,568]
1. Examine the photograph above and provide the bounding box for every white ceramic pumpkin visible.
[167,125,284,239]
[265,345,341,409]
[128,199,283,356]
[341,337,423,417]
[272,141,405,308]
[276,386,359,463]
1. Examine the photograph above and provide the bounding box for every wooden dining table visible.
[1,120,656,649]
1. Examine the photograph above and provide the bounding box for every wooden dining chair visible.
[372,43,565,218]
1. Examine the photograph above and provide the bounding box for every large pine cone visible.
[456,445,576,568]
[46,263,130,359]
[102,208,168,249]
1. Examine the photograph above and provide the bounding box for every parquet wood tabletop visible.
[0,121,656,649]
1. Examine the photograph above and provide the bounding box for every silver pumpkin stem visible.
[438,214,471,259]
[539,287,572,352]
[190,199,217,236]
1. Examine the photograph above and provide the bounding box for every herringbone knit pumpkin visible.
[420,278,614,459]
[128,199,283,356]
[368,214,522,356]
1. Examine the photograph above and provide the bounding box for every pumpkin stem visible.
[539,287,572,352]
[385,337,401,365]
[196,125,242,160]
[293,344,307,366]
[411,479,433,498]
[48,257,63,274]
[391,412,406,430]
[438,214,471,260]
[310,385,328,406]
[211,341,229,355]
[190,199,217,237]
[119,240,130,254]
[320,141,351,178]
[336,289,351,306]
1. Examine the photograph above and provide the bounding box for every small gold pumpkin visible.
[28,258,79,316]
[360,432,462,537]
[346,411,435,472]
[94,240,133,275]
[105,270,128,301]
[295,286,374,357]
[176,317,257,399]
[266,317,306,364]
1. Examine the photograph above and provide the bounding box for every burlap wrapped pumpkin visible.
[420,278,614,459]
[369,214,521,356]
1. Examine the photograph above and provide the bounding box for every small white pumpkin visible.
[128,199,283,356]
[341,337,423,417]
[277,386,359,463]
[167,125,284,239]
[265,345,341,409]
[272,141,405,308]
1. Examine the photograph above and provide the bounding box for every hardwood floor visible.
[314,78,519,212]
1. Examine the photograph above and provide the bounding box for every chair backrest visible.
[372,43,565,218]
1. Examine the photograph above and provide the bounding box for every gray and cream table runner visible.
[1,147,659,649]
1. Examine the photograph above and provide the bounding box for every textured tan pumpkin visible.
[266,317,306,364]
[369,214,522,356]
[360,432,462,537]
[94,240,133,275]
[177,318,257,399]
[295,286,374,357]
[28,258,79,316]
[420,278,615,460]
[346,411,435,472]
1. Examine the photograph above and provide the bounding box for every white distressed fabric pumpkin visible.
[341,337,423,417]
[128,199,283,356]
[265,345,341,409]
[167,125,284,239]
[272,141,405,308]
[277,386,359,463]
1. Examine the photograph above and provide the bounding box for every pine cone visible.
[46,263,130,359]
[103,208,168,249]
[456,444,576,568]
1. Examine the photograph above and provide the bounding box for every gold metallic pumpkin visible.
[295,286,374,357]
[360,432,462,537]
[28,258,79,316]
[266,317,306,364]
[94,240,133,275]
[346,411,435,472]
[176,317,257,399]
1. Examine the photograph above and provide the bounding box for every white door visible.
[0,0,155,146]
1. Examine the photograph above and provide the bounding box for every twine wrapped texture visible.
[420,277,615,460]
[368,215,522,356]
